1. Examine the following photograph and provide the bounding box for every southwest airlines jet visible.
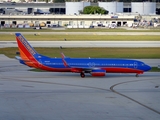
[15,33,151,78]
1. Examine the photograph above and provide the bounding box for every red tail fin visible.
[15,33,39,68]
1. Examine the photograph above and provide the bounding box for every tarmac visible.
[1,41,160,48]
[0,55,160,120]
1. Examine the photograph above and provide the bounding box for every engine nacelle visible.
[91,69,106,77]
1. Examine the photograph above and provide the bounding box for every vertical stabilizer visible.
[15,33,39,59]
[15,33,39,68]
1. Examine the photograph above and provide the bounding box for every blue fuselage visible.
[35,57,151,73]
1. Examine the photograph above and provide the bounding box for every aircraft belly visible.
[104,67,143,73]
[41,67,71,72]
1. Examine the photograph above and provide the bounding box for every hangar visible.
[0,14,137,28]
[0,2,159,28]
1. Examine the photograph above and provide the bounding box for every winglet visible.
[61,53,69,67]
[61,52,66,59]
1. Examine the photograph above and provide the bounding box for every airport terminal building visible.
[0,2,159,28]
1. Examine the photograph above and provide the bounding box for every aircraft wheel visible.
[136,73,139,77]
[80,72,85,78]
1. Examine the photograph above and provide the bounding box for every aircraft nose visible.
[145,64,151,71]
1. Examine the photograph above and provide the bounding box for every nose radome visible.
[146,65,151,71]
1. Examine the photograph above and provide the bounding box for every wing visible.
[61,53,106,77]
[61,53,103,72]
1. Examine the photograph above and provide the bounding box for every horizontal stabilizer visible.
[15,56,21,60]
[15,56,31,62]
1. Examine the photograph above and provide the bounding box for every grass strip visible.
[150,67,160,72]
[0,34,160,41]
[0,47,160,59]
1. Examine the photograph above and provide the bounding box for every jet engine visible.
[91,69,106,77]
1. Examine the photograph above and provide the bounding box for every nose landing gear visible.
[136,73,139,77]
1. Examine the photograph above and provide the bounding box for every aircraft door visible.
[38,59,42,68]
[134,62,137,69]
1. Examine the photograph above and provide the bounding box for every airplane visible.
[15,33,151,78]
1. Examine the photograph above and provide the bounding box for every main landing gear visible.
[80,72,85,78]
